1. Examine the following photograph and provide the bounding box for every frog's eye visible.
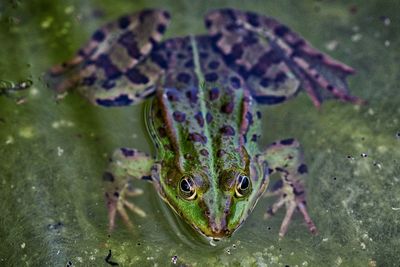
[179,176,197,200]
[235,175,251,197]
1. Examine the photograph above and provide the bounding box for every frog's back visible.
[148,36,260,173]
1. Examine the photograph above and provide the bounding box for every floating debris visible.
[351,33,362,42]
[104,250,118,266]
[325,40,339,51]
[0,79,32,104]
[0,79,32,93]
[171,255,178,265]
[57,146,64,156]
[373,161,382,169]
[19,126,35,139]
[380,16,391,26]
[5,136,14,145]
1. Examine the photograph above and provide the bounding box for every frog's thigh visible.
[103,147,155,231]
[260,138,317,237]
[47,9,170,107]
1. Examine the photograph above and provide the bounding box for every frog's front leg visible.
[260,138,317,237]
[103,148,155,231]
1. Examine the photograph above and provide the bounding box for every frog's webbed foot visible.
[260,138,317,237]
[46,9,170,107]
[205,9,364,107]
[106,182,146,232]
[264,179,317,238]
[104,148,155,232]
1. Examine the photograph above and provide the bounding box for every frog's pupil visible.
[180,179,191,192]
[240,176,249,190]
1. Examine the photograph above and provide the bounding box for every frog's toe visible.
[106,185,146,232]
[263,180,317,237]
[122,199,146,218]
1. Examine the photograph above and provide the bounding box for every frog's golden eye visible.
[179,176,197,200]
[235,175,251,197]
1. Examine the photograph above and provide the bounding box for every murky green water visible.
[1,0,399,266]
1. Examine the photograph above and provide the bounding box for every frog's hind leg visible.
[260,138,317,237]
[205,9,364,107]
[103,148,155,232]
[46,9,170,107]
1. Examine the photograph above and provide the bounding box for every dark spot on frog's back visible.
[118,32,141,59]
[102,79,116,90]
[254,95,286,105]
[184,59,194,68]
[209,87,219,101]
[126,68,149,84]
[205,72,218,82]
[259,77,270,87]
[92,30,105,42]
[121,148,135,157]
[225,44,244,64]
[188,132,207,144]
[177,72,191,84]
[82,76,96,86]
[194,112,204,127]
[118,16,130,29]
[220,125,235,136]
[280,138,295,145]
[186,88,198,103]
[95,54,122,80]
[217,149,226,157]
[221,102,234,114]
[166,89,179,101]
[274,72,287,83]
[173,111,186,123]
[246,12,260,27]
[200,149,209,157]
[103,172,115,182]
[298,164,308,174]
[150,52,168,69]
[246,112,253,124]
[274,25,290,37]
[96,94,133,107]
[208,60,220,70]
[230,76,241,89]
[157,24,166,34]
[206,112,213,123]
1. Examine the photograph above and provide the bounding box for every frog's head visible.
[158,155,269,241]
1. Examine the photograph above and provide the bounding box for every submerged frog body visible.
[48,9,362,240]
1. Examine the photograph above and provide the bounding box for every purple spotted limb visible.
[260,139,317,237]
[205,9,364,107]
[47,9,170,106]
[103,148,155,232]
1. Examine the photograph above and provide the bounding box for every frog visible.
[47,9,362,240]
